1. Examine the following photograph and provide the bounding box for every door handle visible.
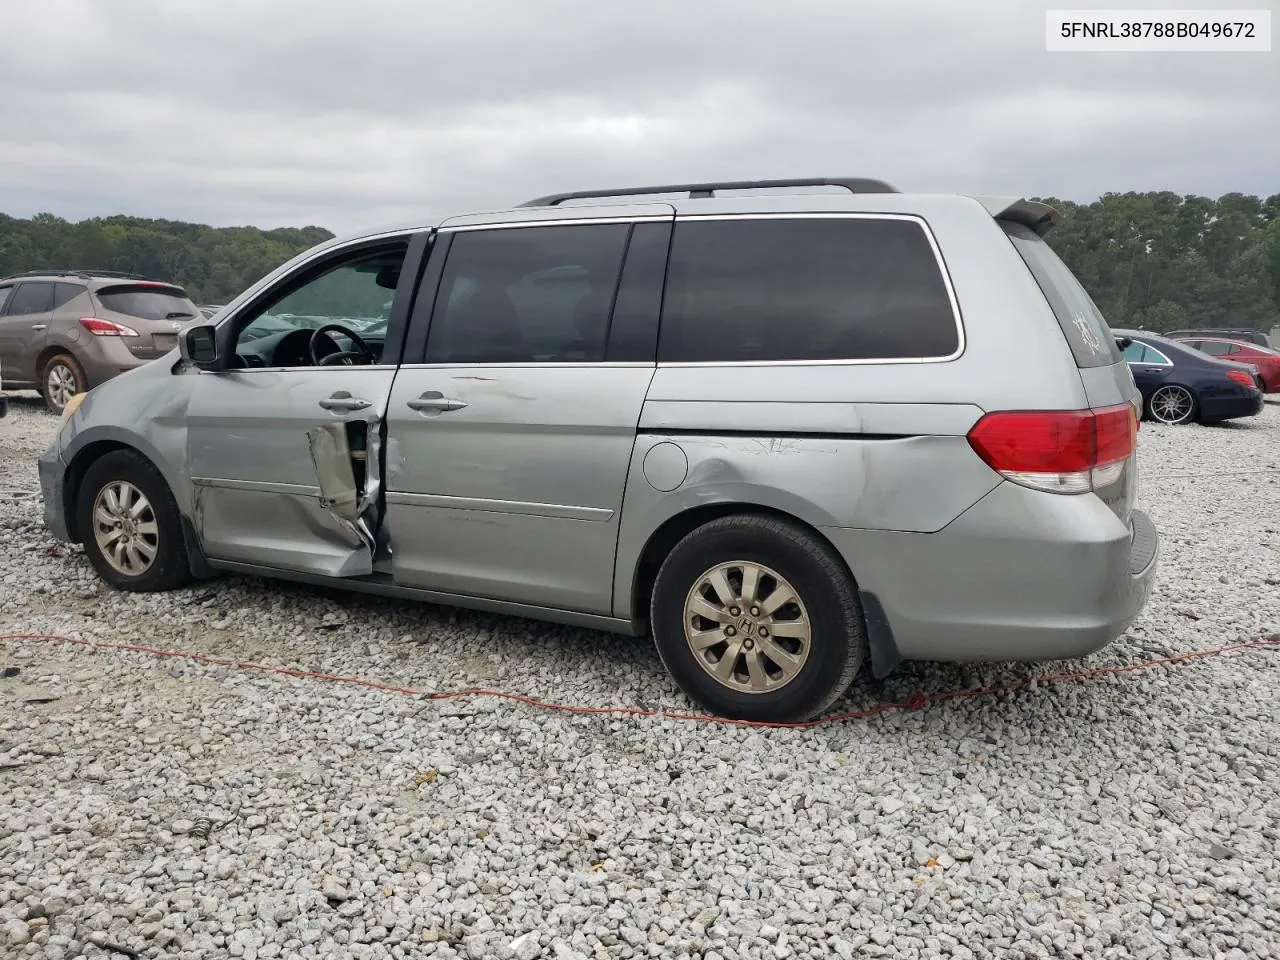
[319,391,372,412]
[407,391,468,413]
[31,324,47,331]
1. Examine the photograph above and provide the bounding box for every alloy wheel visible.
[91,481,160,576]
[682,561,812,693]
[46,362,78,411]
[1150,385,1195,424]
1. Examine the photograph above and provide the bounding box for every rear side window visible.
[657,216,960,363]
[52,283,84,310]
[96,284,198,321]
[1200,341,1239,356]
[1124,341,1169,364]
[1002,221,1122,368]
[7,282,55,315]
[425,223,630,364]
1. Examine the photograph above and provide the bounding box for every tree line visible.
[2,192,1278,333]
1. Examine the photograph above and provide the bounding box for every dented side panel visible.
[185,367,397,578]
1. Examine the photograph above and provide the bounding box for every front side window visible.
[657,216,959,363]
[6,282,55,315]
[234,244,408,357]
[0,286,12,315]
[425,223,631,364]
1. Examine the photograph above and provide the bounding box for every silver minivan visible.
[38,178,1159,721]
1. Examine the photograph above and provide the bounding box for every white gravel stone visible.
[1,394,1279,960]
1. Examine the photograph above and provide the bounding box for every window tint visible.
[1199,341,1231,356]
[52,283,83,310]
[425,223,630,364]
[0,286,12,315]
[7,282,54,315]
[236,245,408,348]
[657,217,959,363]
[1002,221,1122,369]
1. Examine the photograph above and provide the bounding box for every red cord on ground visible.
[2,632,1277,729]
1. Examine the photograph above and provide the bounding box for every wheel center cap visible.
[738,617,757,636]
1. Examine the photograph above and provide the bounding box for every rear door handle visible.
[31,324,47,331]
[319,391,372,412]
[407,391,468,413]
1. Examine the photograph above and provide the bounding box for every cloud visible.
[0,0,1274,233]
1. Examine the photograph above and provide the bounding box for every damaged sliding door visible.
[185,367,398,578]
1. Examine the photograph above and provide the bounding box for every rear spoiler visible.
[975,197,1061,237]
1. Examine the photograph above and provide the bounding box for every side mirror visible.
[179,325,220,369]
[1115,336,1132,350]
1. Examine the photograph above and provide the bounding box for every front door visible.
[185,236,415,578]
[383,216,670,615]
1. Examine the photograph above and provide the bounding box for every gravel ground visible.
[2,391,1278,960]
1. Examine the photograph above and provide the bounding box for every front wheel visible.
[650,514,866,722]
[75,450,194,592]
[1147,384,1198,425]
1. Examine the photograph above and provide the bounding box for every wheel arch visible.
[627,502,861,628]
[35,345,81,380]
[62,436,213,578]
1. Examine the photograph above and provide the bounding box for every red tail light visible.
[967,403,1137,495]
[79,317,139,337]
[1224,369,1255,389]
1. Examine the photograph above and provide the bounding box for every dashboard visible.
[229,327,387,369]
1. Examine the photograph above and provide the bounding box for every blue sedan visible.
[1114,329,1263,425]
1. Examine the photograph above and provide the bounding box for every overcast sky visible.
[0,0,1274,234]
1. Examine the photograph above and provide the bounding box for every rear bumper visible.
[80,337,155,389]
[1201,390,1264,421]
[38,444,72,542]
[823,483,1159,664]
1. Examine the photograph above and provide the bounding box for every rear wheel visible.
[41,353,86,415]
[76,450,193,593]
[1147,384,1197,425]
[650,513,866,722]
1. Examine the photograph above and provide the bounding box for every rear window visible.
[657,216,960,363]
[1002,221,1122,368]
[96,284,198,321]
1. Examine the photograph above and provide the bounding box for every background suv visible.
[38,178,1159,722]
[0,269,201,413]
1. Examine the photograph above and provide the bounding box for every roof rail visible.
[519,177,899,207]
[0,268,165,283]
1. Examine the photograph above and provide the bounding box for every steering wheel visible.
[309,323,377,366]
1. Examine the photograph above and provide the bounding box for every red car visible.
[1169,335,1280,393]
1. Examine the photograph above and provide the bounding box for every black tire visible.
[41,353,87,415]
[650,513,866,722]
[76,449,193,593]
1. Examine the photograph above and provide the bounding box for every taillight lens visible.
[967,403,1137,495]
[1224,369,1255,389]
[79,317,139,337]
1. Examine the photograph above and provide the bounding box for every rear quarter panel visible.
[612,196,1100,619]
